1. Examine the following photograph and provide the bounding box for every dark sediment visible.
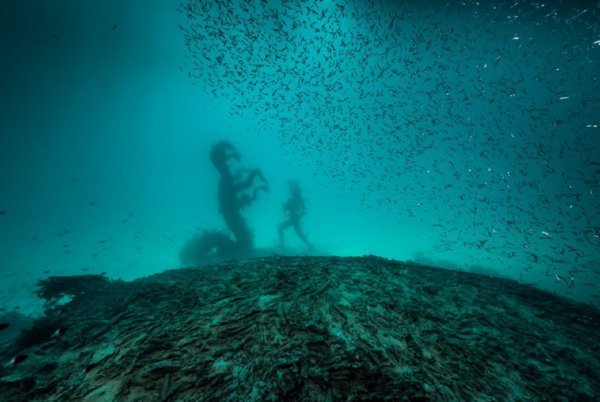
[0,256,598,401]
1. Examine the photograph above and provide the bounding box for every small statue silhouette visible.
[278,180,311,248]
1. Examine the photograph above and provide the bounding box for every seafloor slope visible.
[0,256,598,401]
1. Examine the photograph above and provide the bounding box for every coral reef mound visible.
[0,256,598,401]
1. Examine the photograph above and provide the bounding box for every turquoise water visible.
[0,0,598,316]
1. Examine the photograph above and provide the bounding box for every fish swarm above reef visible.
[1,256,599,401]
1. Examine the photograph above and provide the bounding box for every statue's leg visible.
[223,211,253,253]
[293,221,311,247]
[278,221,292,247]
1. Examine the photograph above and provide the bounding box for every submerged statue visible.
[278,180,311,249]
[180,141,269,265]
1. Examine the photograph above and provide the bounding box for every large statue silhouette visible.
[180,141,268,265]
[278,180,311,248]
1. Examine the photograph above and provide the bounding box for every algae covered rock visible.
[0,256,598,401]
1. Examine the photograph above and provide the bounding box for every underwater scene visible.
[0,0,599,400]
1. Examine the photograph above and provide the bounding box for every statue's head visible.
[288,180,300,194]
[210,141,240,175]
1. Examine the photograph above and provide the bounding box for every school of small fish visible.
[178,0,599,302]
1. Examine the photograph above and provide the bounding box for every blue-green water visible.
[0,0,598,317]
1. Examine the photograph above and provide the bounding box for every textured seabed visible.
[0,256,598,401]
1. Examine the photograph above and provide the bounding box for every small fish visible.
[49,32,59,40]
[0,323,9,331]
[0,211,5,216]
[52,327,67,338]
[112,24,118,31]
[3,354,27,369]
[89,201,96,206]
